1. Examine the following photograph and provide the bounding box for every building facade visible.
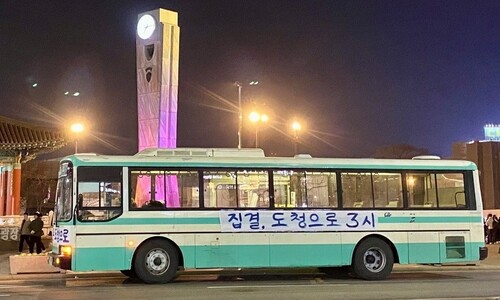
[453,140,500,211]
[0,116,66,215]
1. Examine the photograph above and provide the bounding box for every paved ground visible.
[0,244,499,281]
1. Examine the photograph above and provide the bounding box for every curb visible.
[0,271,123,281]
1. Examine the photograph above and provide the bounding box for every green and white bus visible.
[49,148,488,283]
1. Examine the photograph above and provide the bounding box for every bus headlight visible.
[60,245,72,257]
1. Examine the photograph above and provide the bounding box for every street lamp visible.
[234,82,243,149]
[235,81,260,149]
[249,111,268,148]
[291,121,301,154]
[70,122,85,154]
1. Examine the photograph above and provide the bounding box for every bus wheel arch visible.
[132,237,183,284]
[132,237,185,269]
[350,235,397,280]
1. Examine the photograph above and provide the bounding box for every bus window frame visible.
[129,167,205,211]
[402,170,473,210]
[202,168,271,209]
[271,169,340,209]
[337,169,405,210]
[76,166,124,223]
[129,167,273,211]
[125,167,475,211]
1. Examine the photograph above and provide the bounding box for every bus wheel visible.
[120,269,137,278]
[134,240,179,284]
[351,237,394,280]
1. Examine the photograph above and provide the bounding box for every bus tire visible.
[351,237,394,280]
[134,239,179,284]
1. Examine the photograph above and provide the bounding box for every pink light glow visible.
[134,175,180,208]
[136,84,179,208]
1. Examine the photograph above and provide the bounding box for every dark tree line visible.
[372,144,430,159]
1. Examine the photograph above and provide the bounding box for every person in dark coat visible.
[18,212,31,253]
[493,215,500,244]
[28,212,44,254]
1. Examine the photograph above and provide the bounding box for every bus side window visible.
[372,172,403,208]
[77,166,122,222]
[236,170,269,208]
[436,173,465,208]
[407,173,436,208]
[341,172,373,208]
[203,171,237,208]
[306,172,337,208]
[79,181,121,221]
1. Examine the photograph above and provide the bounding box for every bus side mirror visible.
[74,196,83,225]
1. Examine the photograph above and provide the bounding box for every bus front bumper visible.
[48,252,72,270]
[480,246,488,260]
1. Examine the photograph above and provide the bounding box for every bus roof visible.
[61,148,477,171]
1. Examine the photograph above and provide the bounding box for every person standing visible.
[18,212,31,253]
[494,215,500,244]
[486,214,494,244]
[28,212,44,254]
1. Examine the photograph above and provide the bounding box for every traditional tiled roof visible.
[0,116,67,159]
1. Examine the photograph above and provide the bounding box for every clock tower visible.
[136,9,180,151]
[135,9,180,207]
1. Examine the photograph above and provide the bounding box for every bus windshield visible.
[55,162,73,222]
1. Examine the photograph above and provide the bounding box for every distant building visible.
[463,141,500,210]
[451,142,467,160]
[484,124,500,141]
[0,116,66,216]
[451,124,500,211]
[21,159,60,214]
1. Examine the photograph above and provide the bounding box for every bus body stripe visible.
[72,241,483,271]
[77,217,221,225]
[377,216,482,223]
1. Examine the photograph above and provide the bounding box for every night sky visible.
[0,1,498,158]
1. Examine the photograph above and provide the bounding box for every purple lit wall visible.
[136,9,180,208]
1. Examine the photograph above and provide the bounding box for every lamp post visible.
[235,81,260,149]
[70,122,85,154]
[249,111,268,148]
[234,82,243,149]
[292,121,301,154]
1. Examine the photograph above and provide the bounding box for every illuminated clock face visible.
[137,14,156,39]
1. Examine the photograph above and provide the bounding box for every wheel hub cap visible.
[145,248,170,275]
[363,247,386,272]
